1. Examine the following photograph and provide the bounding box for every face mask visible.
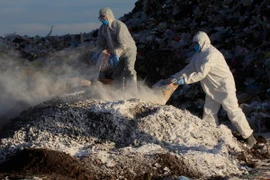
[193,44,201,52]
[100,19,109,26]
[98,15,109,26]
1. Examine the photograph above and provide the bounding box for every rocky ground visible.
[0,88,269,180]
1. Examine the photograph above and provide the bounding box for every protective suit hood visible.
[192,31,211,51]
[99,7,115,25]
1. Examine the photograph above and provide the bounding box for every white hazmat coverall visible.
[97,7,137,90]
[173,31,253,139]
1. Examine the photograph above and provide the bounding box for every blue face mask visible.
[193,44,201,52]
[101,19,109,26]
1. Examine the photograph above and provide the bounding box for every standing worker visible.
[168,31,257,148]
[93,7,137,91]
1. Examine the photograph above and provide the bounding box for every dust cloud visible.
[0,48,91,128]
[88,79,164,104]
[0,48,163,129]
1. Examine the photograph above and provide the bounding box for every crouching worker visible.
[167,31,257,149]
[92,7,137,91]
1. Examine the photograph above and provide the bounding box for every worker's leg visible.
[111,56,125,90]
[202,94,221,127]
[113,48,137,92]
[221,92,253,139]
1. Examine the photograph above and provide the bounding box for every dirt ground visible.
[0,148,200,180]
[0,134,269,180]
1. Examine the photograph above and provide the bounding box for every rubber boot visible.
[246,134,257,149]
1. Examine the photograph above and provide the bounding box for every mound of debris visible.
[0,0,270,179]
[0,90,261,179]
[1,0,270,133]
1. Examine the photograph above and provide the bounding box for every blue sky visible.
[0,0,137,37]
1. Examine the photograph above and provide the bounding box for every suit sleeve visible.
[97,27,108,51]
[185,54,214,84]
[172,56,196,79]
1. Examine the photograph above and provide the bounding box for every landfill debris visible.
[0,0,270,132]
[0,0,270,179]
[0,94,262,179]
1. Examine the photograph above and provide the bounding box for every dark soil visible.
[0,148,200,180]
[0,148,94,180]
[0,139,269,180]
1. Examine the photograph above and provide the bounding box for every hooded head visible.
[99,7,115,26]
[192,31,211,52]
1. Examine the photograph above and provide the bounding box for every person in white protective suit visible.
[94,7,137,91]
[169,31,257,148]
